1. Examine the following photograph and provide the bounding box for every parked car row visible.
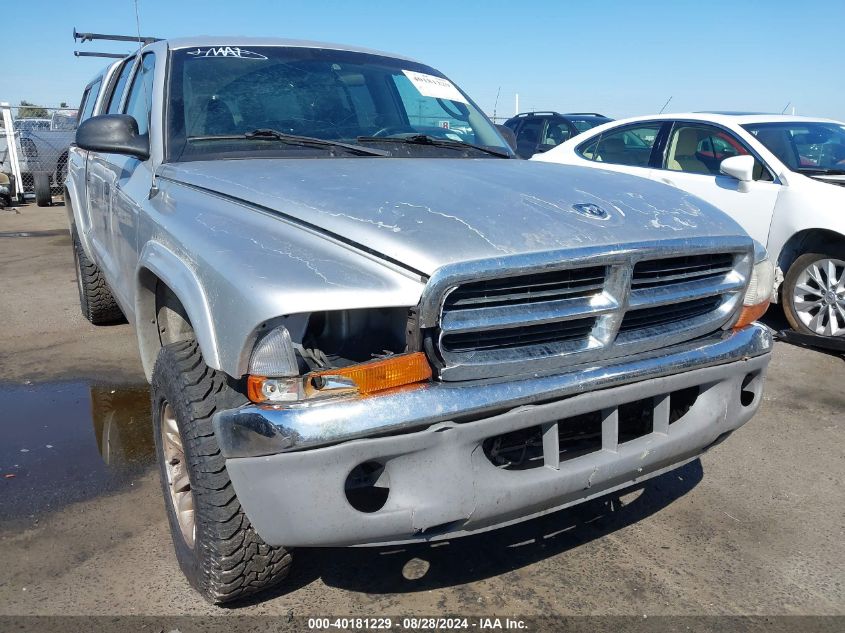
[534,112,845,337]
[66,36,773,604]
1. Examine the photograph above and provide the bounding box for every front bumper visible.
[219,324,772,547]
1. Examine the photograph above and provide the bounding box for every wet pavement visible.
[0,381,153,528]
[0,203,843,618]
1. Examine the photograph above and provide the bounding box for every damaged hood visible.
[160,158,748,276]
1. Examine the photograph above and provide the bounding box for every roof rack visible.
[513,111,562,118]
[72,27,160,59]
[564,112,608,117]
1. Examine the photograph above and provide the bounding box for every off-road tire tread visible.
[72,230,125,325]
[152,341,292,604]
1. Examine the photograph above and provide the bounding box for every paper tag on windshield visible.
[402,70,468,104]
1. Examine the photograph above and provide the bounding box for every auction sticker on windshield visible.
[402,70,468,104]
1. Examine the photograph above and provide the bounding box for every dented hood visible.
[160,158,747,276]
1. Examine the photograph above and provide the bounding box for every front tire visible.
[783,252,845,337]
[151,341,292,604]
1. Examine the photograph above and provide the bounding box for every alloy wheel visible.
[792,258,845,336]
[160,402,196,548]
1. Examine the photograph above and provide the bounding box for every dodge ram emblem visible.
[571,203,610,220]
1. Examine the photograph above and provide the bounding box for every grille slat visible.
[445,266,606,310]
[620,297,722,332]
[441,317,596,353]
[632,254,735,288]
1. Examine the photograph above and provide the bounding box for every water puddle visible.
[0,381,154,525]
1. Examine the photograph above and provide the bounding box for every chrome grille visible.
[420,238,755,381]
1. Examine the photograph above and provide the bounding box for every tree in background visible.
[18,100,48,118]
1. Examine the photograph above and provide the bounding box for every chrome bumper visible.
[213,324,772,458]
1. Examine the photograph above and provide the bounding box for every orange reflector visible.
[247,374,269,403]
[734,300,770,329]
[311,352,432,395]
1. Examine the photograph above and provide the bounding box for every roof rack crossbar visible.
[564,112,607,117]
[74,51,131,59]
[73,27,160,46]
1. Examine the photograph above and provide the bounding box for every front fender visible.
[767,178,845,269]
[136,241,220,379]
[64,156,94,256]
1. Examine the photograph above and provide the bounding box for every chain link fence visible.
[0,103,78,207]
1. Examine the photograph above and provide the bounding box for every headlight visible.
[245,311,431,404]
[734,242,773,329]
[248,326,298,377]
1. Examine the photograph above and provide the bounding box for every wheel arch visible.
[777,228,845,278]
[136,242,220,381]
[63,180,97,258]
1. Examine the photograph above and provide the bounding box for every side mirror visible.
[720,154,755,182]
[495,124,518,153]
[76,114,150,160]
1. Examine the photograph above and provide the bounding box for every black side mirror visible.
[76,114,150,160]
[495,124,518,153]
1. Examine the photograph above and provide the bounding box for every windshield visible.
[167,46,511,161]
[742,121,845,172]
[569,116,610,133]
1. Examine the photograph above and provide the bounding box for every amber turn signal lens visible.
[311,352,432,395]
[247,374,269,402]
[734,300,770,329]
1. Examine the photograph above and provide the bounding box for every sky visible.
[1,0,843,121]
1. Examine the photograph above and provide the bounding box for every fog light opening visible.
[345,461,390,513]
[740,372,759,407]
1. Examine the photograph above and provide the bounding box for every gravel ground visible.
[0,203,842,626]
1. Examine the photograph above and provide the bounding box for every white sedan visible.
[533,112,845,338]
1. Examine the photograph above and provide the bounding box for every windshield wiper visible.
[796,167,845,175]
[188,129,390,157]
[357,134,511,158]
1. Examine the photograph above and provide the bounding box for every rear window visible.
[577,124,661,167]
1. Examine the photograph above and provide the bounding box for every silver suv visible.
[67,37,773,604]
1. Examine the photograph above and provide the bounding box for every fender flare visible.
[135,242,221,380]
[64,177,96,257]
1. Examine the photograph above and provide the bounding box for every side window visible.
[123,53,156,135]
[78,79,102,124]
[578,124,660,167]
[665,124,771,180]
[106,59,136,114]
[516,118,544,146]
[541,119,572,147]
